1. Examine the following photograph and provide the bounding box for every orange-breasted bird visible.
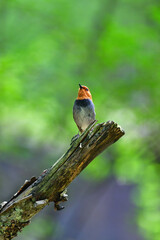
[73,84,96,133]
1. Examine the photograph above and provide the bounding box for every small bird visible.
[73,84,96,133]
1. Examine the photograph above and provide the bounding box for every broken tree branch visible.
[0,121,125,239]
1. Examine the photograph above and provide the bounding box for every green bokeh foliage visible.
[0,0,160,239]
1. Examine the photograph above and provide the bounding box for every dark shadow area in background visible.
[46,178,144,240]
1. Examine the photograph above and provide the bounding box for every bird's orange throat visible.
[77,88,92,100]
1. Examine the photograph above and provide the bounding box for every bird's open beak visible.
[79,84,83,89]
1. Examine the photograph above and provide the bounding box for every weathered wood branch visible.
[0,121,125,239]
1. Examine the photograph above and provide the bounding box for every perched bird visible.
[73,84,96,133]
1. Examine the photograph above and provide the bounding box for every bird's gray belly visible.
[73,100,95,132]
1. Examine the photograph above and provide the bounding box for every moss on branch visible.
[0,121,125,240]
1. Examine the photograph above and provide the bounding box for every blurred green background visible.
[0,0,160,239]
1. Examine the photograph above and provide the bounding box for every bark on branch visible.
[0,121,125,239]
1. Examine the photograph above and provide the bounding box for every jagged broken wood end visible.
[0,120,125,240]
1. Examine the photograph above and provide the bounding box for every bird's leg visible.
[70,132,80,145]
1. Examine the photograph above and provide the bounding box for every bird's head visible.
[77,84,92,100]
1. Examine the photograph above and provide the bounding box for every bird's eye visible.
[86,88,89,91]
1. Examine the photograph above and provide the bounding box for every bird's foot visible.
[70,133,80,145]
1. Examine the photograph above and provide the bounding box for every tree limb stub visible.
[0,121,125,239]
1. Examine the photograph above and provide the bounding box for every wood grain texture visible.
[0,121,125,239]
